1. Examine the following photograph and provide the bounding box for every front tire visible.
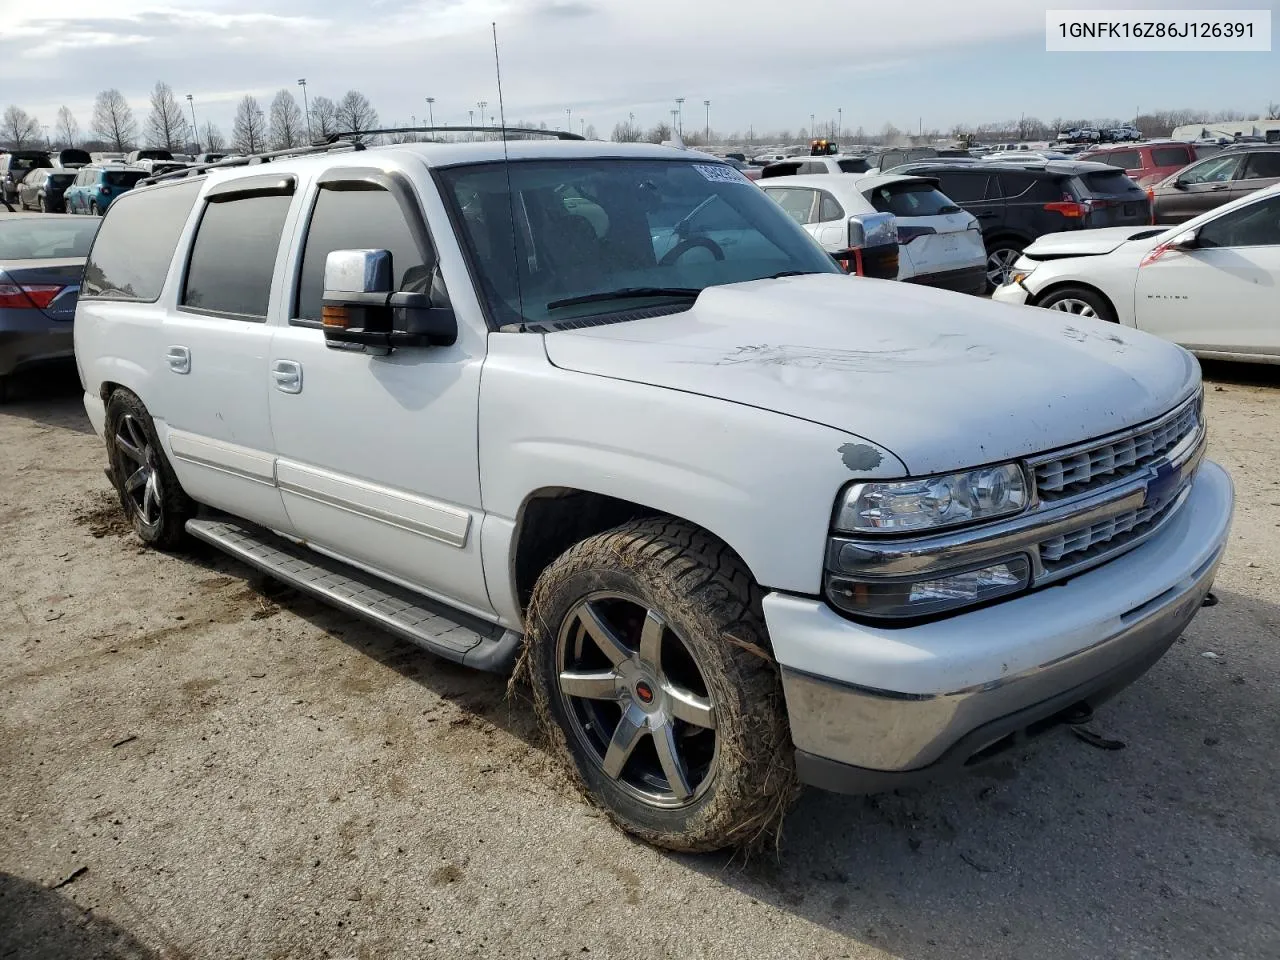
[104,390,196,548]
[1037,285,1118,323]
[527,517,795,852]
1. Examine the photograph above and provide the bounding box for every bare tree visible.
[91,89,138,151]
[232,95,267,154]
[583,123,598,141]
[268,89,305,149]
[310,96,339,138]
[334,90,379,142]
[2,105,41,148]
[145,82,190,151]
[645,122,671,144]
[201,122,226,152]
[55,106,80,148]
[611,120,642,142]
[1266,101,1280,120]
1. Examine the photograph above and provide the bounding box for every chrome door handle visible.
[166,345,191,374]
[271,359,303,394]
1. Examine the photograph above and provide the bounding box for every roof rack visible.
[317,125,585,144]
[137,140,366,187]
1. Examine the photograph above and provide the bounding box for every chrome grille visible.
[1033,398,1199,501]
[1039,489,1186,574]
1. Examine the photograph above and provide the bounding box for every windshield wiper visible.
[546,287,702,310]
[764,270,812,279]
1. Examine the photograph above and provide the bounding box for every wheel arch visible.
[1029,279,1119,319]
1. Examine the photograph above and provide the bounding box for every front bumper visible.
[991,280,1031,305]
[765,459,1233,793]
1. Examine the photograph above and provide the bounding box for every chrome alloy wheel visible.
[556,593,718,808]
[1046,297,1098,318]
[113,413,163,531]
[986,247,1022,287]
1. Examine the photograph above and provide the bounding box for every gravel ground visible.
[2,364,1278,960]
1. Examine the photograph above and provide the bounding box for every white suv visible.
[75,138,1233,852]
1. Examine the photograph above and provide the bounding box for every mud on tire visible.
[526,516,796,853]
[104,389,196,549]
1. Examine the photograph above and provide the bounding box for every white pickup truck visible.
[74,138,1233,852]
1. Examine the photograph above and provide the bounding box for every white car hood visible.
[1024,226,1167,258]
[542,274,1199,475]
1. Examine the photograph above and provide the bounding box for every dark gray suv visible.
[1149,145,1280,224]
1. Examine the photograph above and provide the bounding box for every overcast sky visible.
[1,0,1276,142]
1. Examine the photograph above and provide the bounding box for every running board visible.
[185,517,521,673]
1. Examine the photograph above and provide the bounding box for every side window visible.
[1180,154,1243,184]
[1151,146,1193,167]
[82,180,201,301]
[1097,150,1141,169]
[999,173,1060,201]
[936,173,986,203]
[800,162,828,176]
[762,188,816,225]
[1242,152,1280,180]
[295,186,429,324]
[817,193,844,222]
[181,192,292,319]
[1197,195,1280,248]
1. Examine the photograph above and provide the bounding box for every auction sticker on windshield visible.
[694,164,751,184]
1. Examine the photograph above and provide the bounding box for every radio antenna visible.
[493,21,526,329]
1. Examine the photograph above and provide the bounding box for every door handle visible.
[166,345,191,375]
[271,359,303,394]
[1210,184,1229,191]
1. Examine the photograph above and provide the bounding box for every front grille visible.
[1039,489,1186,574]
[1033,398,1199,501]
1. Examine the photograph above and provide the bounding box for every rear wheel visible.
[104,390,196,548]
[527,517,795,853]
[37,196,46,213]
[985,240,1025,289]
[90,201,100,217]
[1037,285,1117,324]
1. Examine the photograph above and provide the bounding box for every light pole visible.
[810,113,815,138]
[297,79,310,142]
[426,97,435,131]
[670,109,678,138]
[675,97,685,136]
[469,108,474,128]
[477,101,487,132]
[185,95,200,153]
[704,100,710,141]
[838,107,842,140]
[565,107,572,133]
[580,118,585,137]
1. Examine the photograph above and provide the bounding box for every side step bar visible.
[185,517,521,673]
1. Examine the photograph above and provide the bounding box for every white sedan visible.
[761,174,988,294]
[993,183,1280,363]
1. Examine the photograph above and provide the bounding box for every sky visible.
[0,0,1276,144]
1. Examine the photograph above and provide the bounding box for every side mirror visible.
[321,249,456,351]
[1172,178,1189,190]
[847,212,897,250]
[1169,228,1199,251]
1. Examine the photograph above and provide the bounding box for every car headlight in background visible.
[834,463,1028,534]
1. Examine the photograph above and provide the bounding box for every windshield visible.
[104,170,147,189]
[438,158,839,328]
[0,217,100,260]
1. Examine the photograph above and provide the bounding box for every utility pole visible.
[704,100,710,141]
[186,94,200,152]
[42,125,51,149]
[296,79,310,142]
[838,107,842,140]
[565,107,572,133]
[426,97,435,131]
[675,97,685,136]
[670,109,679,138]
[810,113,815,137]
[477,101,487,133]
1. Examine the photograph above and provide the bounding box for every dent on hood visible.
[1062,324,1126,348]
[707,335,997,374]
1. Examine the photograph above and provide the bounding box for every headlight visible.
[834,463,1029,535]
[826,557,1031,620]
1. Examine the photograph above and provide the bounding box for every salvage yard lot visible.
[2,366,1278,960]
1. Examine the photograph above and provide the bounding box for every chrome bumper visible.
[767,459,1233,793]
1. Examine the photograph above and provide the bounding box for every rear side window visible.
[1079,171,1145,197]
[866,182,959,217]
[800,161,829,175]
[182,193,292,319]
[935,172,988,202]
[1243,152,1280,179]
[837,158,869,174]
[998,173,1061,202]
[762,187,816,225]
[818,193,844,222]
[295,186,428,323]
[1094,150,1141,169]
[82,181,200,302]
[1151,146,1192,167]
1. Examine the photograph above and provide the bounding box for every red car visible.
[1077,141,1198,187]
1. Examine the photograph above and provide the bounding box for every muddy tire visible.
[526,517,795,852]
[104,390,196,548]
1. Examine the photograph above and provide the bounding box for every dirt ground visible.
[1,364,1278,960]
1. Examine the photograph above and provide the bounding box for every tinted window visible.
[105,170,146,189]
[1179,154,1242,184]
[82,181,200,301]
[818,193,844,222]
[763,187,816,224]
[999,172,1060,201]
[47,173,76,188]
[1080,171,1145,197]
[1243,152,1280,179]
[1151,146,1193,167]
[866,182,960,217]
[837,158,869,174]
[0,217,100,259]
[1198,195,1280,248]
[8,156,51,176]
[296,186,428,323]
[800,161,829,175]
[935,172,988,202]
[181,193,291,318]
[1094,150,1141,169]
